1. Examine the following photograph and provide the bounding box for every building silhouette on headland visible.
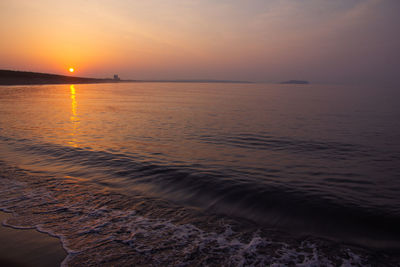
[113,74,120,81]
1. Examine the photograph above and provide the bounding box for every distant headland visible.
[280,80,310,84]
[0,70,252,85]
[0,70,124,85]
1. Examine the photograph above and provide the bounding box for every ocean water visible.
[0,82,399,265]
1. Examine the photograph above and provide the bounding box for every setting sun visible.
[69,67,74,73]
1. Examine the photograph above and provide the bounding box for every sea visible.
[0,82,399,266]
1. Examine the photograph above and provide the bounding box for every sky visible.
[1,0,399,84]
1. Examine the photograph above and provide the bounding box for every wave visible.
[1,135,400,251]
[0,161,388,266]
[197,132,369,158]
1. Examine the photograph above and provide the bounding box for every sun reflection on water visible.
[69,84,79,147]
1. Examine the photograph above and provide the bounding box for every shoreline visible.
[0,211,67,267]
[0,161,398,265]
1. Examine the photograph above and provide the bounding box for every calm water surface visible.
[0,83,399,265]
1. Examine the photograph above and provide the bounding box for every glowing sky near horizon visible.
[0,0,399,84]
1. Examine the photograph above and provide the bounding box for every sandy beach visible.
[0,211,66,267]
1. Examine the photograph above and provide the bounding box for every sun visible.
[69,67,75,73]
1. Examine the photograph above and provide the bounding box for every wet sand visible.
[0,211,66,267]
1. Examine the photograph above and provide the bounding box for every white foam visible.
[0,168,369,266]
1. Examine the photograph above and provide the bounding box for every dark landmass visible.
[0,70,253,85]
[280,80,310,84]
[0,69,124,85]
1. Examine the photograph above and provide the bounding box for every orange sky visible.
[1,0,399,84]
